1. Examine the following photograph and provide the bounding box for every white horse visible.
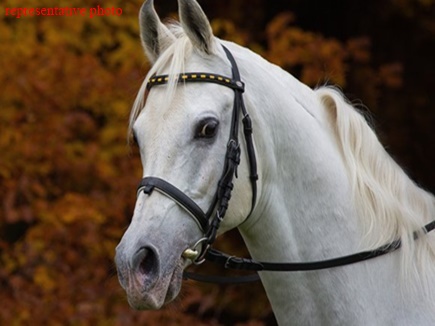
[115,0,435,324]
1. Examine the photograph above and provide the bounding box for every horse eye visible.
[196,118,219,139]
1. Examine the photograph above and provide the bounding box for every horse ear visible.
[178,0,214,54]
[139,0,175,63]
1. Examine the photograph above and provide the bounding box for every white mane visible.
[317,87,435,290]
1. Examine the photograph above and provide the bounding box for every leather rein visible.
[137,44,435,284]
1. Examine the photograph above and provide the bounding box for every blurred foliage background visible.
[0,0,434,325]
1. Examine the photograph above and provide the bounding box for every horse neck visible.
[234,45,360,260]
[235,50,357,322]
[231,45,435,325]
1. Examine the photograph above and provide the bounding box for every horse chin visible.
[126,262,184,310]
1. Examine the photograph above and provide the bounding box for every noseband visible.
[137,45,258,264]
[136,45,435,284]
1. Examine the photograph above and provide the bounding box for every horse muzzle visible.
[115,240,184,310]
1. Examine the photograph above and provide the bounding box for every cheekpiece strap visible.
[146,72,245,92]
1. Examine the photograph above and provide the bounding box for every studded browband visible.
[146,72,245,92]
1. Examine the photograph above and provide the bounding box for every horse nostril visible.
[139,249,154,275]
[133,247,158,277]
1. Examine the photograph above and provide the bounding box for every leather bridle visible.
[136,44,435,284]
[137,45,258,265]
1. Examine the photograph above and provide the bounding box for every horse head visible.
[115,0,255,309]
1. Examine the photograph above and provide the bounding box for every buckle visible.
[224,256,264,271]
[182,237,210,265]
[225,256,235,269]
